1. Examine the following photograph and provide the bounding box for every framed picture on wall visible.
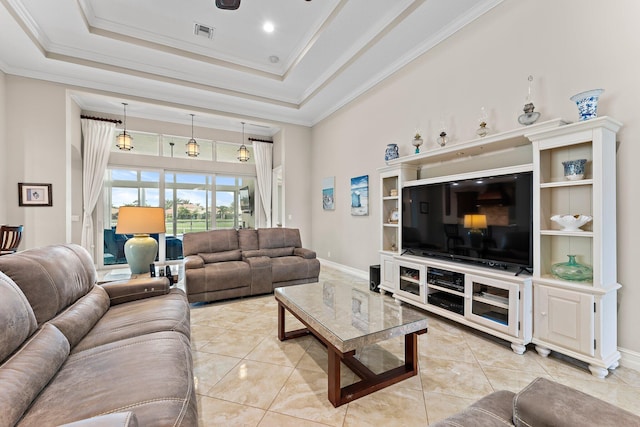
[350,175,368,216]
[18,183,52,207]
[322,176,335,210]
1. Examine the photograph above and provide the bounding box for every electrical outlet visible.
[328,251,331,258]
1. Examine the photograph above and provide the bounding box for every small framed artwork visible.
[322,176,335,210]
[18,183,52,207]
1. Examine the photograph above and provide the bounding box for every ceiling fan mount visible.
[215,0,310,10]
[215,0,240,10]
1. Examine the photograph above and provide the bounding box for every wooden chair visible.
[0,225,24,255]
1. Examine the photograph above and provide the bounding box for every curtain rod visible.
[80,115,122,125]
[247,137,273,143]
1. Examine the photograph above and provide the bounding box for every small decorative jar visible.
[551,255,593,282]
[562,159,587,180]
[570,89,604,121]
[412,133,423,154]
[385,143,399,163]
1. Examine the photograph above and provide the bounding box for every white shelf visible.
[540,230,594,237]
[388,118,568,166]
[428,284,464,298]
[473,294,509,309]
[540,179,593,188]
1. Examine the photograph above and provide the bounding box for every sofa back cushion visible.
[238,229,259,251]
[0,244,97,325]
[243,247,295,258]
[199,249,242,264]
[0,323,70,427]
[258,228,302,250]
[183,230,239,256]
[48,286,111,348]
[0,272,37,362]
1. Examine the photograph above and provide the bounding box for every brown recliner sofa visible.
[183,228,320,303]
[0,244,196,427]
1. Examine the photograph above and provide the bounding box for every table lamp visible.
[116,206,166,274]
[464,214,487,248]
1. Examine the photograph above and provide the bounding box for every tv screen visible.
[401,171,533,271]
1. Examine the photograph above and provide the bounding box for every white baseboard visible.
[619,347,640,372]
[318,258,368,281]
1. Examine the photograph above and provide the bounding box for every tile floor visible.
[189,265,640,426]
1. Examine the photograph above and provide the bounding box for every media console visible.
[390,254,531,354]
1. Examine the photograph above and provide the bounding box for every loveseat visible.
[0,244,196,426]
[431,377,640,426]
[183,228,320,303]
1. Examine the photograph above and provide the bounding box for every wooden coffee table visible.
[275,281,428,407]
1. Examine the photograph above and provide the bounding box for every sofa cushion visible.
[58,412,138,427]
[199,249,242,263]
[243,247,295,258]
[0,244,96,325]
[0,272,37,362]
[0,324,70,427]
[48,286,110,349]
[18,331,196,427]
[72,288,191,353]
[513,377,640,427]
[271,256,317,283]
[238,229,259,250]
[258,228,302,249]
[429,390,516,427]
[183,229,239,256]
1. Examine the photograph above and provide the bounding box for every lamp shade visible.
[463,214,487,230]
[116,207,166,274]
[116,206,166,235]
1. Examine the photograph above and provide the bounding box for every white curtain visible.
[253,141,273,228]
[80,119,115,257]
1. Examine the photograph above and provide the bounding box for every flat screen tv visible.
[401,171,533,273]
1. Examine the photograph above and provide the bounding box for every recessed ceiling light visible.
[269,55,280,63]
[263,22,274,33]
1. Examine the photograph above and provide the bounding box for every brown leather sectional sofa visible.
[431,377,640,426]
[183,228,320,303]
[0,244,196,426]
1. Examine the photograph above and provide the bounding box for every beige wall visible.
[0,70,6,223]
[311,0,640,355]
[5,76,72,248]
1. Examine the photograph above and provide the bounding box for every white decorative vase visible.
[570,89,603,121]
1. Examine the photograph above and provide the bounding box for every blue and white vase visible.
[562,158,587,180]
[570,89,604,121]
[384,143,399,163]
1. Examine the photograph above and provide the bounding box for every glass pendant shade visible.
[116,103,134,151]
[237,121,250,162]
[186,114,199,157]
[116,131,133,151]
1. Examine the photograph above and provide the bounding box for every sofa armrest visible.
[100,277,170,305]
[513,377,640,426]
[184,254,204,269]
[294,247,316,259]
[57,412,138,427]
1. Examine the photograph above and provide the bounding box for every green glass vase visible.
[551,255,593,281]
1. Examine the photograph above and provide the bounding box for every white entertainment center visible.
[378,117,622,377]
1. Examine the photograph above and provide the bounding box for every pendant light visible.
[186,114,199,157]
[237,122,250,162]
[116,103,134,151]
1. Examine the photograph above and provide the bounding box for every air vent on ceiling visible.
[194,23,215,39]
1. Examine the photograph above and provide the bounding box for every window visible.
[102,168,255,267]
[216,141,255,164]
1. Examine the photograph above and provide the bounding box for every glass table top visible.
[275,280,428,353]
